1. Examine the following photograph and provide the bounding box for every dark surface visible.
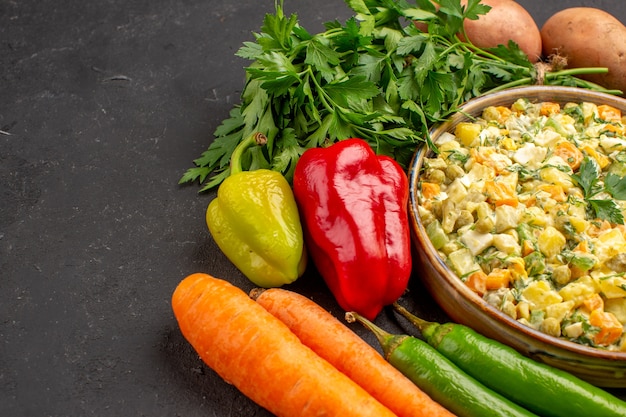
[2,1,626,416]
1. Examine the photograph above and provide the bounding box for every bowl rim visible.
[409,85,626,361]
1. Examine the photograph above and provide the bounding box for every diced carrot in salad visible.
[420,182,441,199]
[466,271,488,296]
[484,180,518,207]
[583,293,604,313]
[597,104,622,122]
[539,101,560,116]
[537,184,567,202]
[589,310,623,346]
[554,141,583,170]
[486,268,511,291]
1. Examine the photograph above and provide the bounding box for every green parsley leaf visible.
[213,106,244,137]
[571,156,626,224]
[413,41,438,85]
[343,0,370,15]
[305,36,341,82]
[271,128,302,180]
[397,34,427,56]
[197,131,242,169]
[324,76,380,109]
[178,166,211,185]
[605,172,626,200]
[259,8,298,51]
[588,199,624,225]
[572,156,601,198]
[236,41,264,60]
[402,8,437,22]
[462,0,492,20]
[486,41,531,67]
[332,17,372,53]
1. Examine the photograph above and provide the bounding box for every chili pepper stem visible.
[230,132,268,175]
[393,302,441,341]
[345,312,407,360]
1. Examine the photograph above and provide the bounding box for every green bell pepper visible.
[206,132,307,287]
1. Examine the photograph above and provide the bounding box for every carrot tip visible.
[249,287,266,300]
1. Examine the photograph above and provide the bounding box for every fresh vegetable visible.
[251,287,456,417]
[171,273,398,417]
[180,0,616,191]
[541,8,626,95]
[205,132,306,287]
[460,0,541,62]
[414,0,542,62]
[417,98,626,349]
[346,311,539,417]
[393,302,626,417]
[292,138,411,320]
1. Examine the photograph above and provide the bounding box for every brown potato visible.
[461,0,542,62]
[414,0,542,62]
[541,7,626,94]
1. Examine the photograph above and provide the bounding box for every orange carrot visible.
[251,287,456,417]
[583,293,604,313]
[580,144,611,169]
[589,309,623,346]
[521,239,535,256]
[421,181,441,199]
[539,101,560,116]
[484,180,518,207]
[508,258,528,281]
[597,104,622,122]
[172,273,398,417]
[554,141,583,170]
[465,270,488,296]
[601,122,625,136]
[486,268,512,290]
[495,105,512,121]
[537,184,567,202]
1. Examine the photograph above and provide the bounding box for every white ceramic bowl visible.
[408,86,626,388]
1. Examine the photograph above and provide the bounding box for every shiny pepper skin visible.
[206,132,307,287]
[293,138,412,319]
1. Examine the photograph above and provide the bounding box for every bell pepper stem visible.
[230,132,268,175]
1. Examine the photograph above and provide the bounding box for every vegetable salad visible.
[417,98,626,351]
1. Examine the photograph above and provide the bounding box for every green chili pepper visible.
[346,312,539,417]
[206,132,307,288]
[393,303,626,417]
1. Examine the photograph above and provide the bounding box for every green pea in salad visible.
[417,97,626,351]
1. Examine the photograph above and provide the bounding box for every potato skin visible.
[461,0,542,62]
[541,7,626,94]
[414,0,542,62]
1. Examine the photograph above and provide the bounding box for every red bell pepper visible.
[293,138,412,320]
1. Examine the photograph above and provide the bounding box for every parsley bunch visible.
[181,0,618,191]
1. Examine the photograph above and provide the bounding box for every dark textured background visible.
[1,1,625,415]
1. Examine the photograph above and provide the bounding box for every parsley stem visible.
[552,67,609,76]
[451,35,506,63]
[305,67,336,114]
[485,78,534,94]
[485,67,621,95]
